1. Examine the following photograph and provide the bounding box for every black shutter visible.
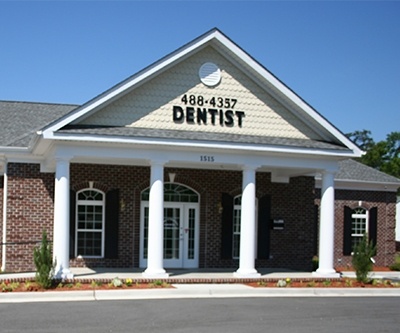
[257,195,271,259]
[343,206,353,255]
[369,207,378,254]
[313,205,319,256]
[221,193,233,259]
[69,190,76,258]
[105,189,119,259]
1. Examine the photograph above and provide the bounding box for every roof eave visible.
[43,132,359,158]
[315,178,400,192]
[41,28,363,155]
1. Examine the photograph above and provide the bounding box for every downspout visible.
[1,160,7,272]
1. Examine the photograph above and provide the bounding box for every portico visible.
[42,29,361,279]
[49,139,342,279]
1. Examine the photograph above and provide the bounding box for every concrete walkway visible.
[1,268,400,303]
[2,267,400,282]
[1,283,400,304]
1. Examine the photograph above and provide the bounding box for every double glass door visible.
[140,202,199,268]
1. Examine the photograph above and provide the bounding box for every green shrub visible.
[312,256,319,271]
[33,230,56,289]
[352,233,376,283]
[389,253,400,271]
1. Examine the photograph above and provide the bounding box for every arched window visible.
[141,183,199,202]
[76,189,105,257]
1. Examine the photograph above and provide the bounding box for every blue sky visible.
[1,1,399,142]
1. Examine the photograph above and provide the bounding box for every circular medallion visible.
[199,62,221,87]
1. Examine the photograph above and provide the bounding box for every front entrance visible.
[139,183,199,268]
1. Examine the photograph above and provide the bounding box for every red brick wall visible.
[315,189,397,268]
[5,163,54,272]
[9,162,396,273]
[69,164,149,268]
[0,176,3,268]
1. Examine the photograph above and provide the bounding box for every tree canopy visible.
[346,130,400,180]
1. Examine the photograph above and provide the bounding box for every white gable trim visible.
[41,28,363,157]
[42,29,219,137]
[44,132,355,159]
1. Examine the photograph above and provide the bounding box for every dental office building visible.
[1,29,399,278]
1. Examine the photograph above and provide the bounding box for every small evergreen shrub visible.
[312,256,319,271]
[389,253,400,271]
[33,230,56,289]
[352,233,376,283]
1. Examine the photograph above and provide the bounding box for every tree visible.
[347,129,375,151]
[347,130,400,179]
[352,233,376,283]
[33,229,56,289]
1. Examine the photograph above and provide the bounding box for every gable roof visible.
[40,28,363,157]
[0,100,77,149]
[1,102,398,190]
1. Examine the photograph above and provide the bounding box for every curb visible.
[1,285,400,303]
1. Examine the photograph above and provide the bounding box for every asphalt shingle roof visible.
[336,159,400,185]
[59,125,348,151]
[1,101,398,186]
[0,101,77,147]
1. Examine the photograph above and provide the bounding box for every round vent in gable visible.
[199,62,221,87]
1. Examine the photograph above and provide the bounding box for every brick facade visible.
[4,163,54,272]
[315,189,397,268]
[1,162,396,273]
[0,176,3,268]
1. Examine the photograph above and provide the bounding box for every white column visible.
[234,166,260,278]
[53,157,73,279]
[315,170,339,277]
[143,160,168,278]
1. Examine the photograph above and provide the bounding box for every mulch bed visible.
[246,279,399,289]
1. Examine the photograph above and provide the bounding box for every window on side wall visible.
[76,189,105,257]
[350,207,368,251]
[343,206,377,256]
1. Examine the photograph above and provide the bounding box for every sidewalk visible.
[2,267,400,282]
[1,268,400,303]
[1,283,400,303]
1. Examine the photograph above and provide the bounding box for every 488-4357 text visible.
[181,94,237,109]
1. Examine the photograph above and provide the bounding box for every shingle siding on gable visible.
[79,47,322,140]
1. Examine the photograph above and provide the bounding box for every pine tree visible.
[352,233,376,283]
[33,229,56,289]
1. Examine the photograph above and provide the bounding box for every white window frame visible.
[232,195,258,259]
[76,189,105,258]
[351,207,369,250]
